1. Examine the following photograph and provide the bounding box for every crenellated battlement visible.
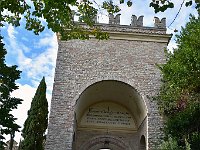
[57,13,171,43]
[131,15,144,27]
[72,13,167,30]
[108,13,121,25]
[154,17,166,28]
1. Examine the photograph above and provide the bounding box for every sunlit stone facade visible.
[45,15,171,150]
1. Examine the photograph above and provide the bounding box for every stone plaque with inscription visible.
[80,102,136,130]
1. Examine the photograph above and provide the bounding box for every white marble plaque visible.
[80,102,136,129]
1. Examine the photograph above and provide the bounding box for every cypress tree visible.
[21,77,48,150]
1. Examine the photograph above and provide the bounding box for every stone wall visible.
[45,13,171,150]
[45,32,170,149]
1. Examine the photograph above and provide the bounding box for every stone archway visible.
[80,135,131,150]
[73,80,147,150]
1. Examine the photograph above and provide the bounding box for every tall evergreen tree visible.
[21,77,48,150]
[0,35,22,149]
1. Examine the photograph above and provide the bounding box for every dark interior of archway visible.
[140,135,146,150]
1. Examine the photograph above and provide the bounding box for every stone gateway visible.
[45,15,171,150]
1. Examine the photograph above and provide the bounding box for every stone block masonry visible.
[45,15,171,150]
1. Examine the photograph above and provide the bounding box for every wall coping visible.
[57,23,172,43]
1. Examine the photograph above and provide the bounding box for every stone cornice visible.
[57,23,172,44]
[104,30,172,43]
[82,23,167,35]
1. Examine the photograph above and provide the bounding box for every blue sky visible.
[1,0,198,143]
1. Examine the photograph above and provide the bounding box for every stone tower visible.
[45,14,171,150]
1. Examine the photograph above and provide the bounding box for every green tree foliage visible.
[1,0,199,40]
[150,0,199,13]
[160,136,180,150]
[0,0,108,40]
[0,36,22,148]
[20,77,48,150]
[157,16,200,149]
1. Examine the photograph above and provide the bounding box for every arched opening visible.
[140,135,146,150]
[80,135,129,150]
[73,80,147,150]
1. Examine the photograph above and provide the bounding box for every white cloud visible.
[4,24,57,143]
[3,83,35,143]
[4,83,52,143]
[12,84,36,125]
[6,25,32,62]
[167,40,178,52]
[21,44,31,53]
[6,24,58,93]
[7,25,18,39]
[21,33,58,92]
